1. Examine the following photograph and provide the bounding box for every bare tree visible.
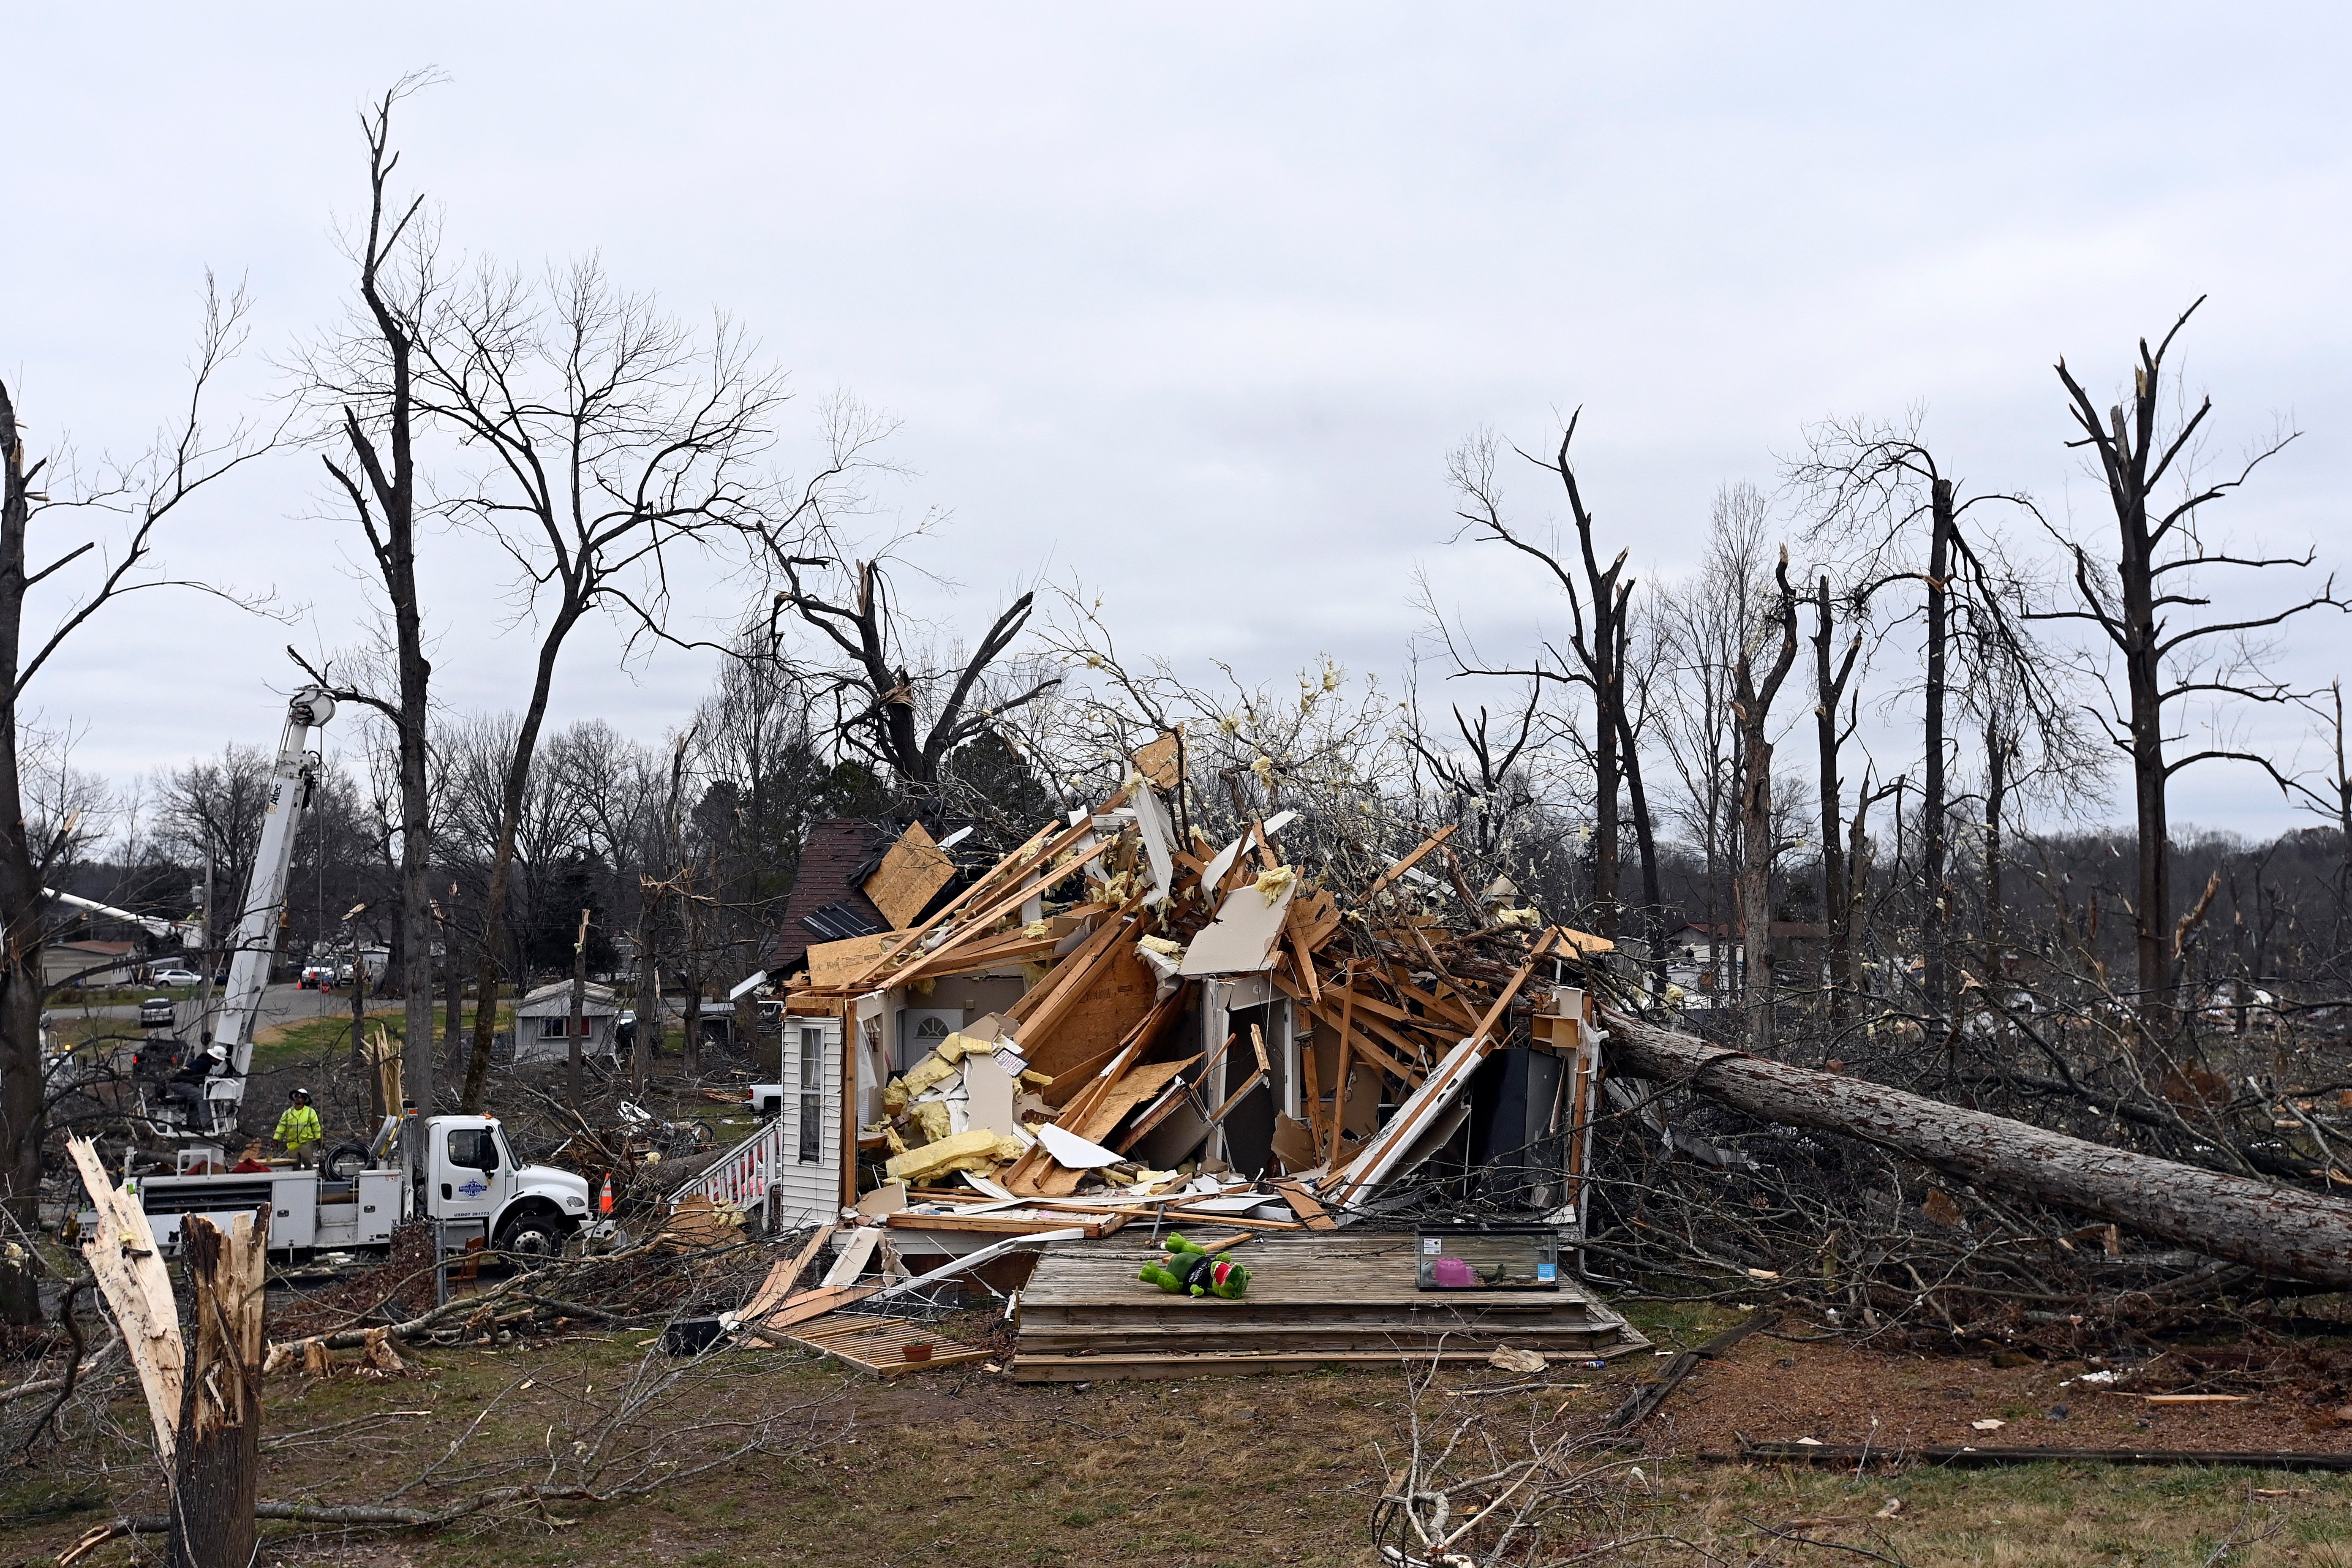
[0,282,271,1322]
[291,75,445,1136]
[418,259,843,1111]
[774,557,1059,810]
[1654,485,1772,1001]
[2035,298,2347,1031]
[1732,550,1799,1053]
[1793,417,2034,1031]
[1443,417,1655,939]
[1808,572,1866,1026]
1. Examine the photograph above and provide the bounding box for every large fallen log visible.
[1603,1010,2352,1291]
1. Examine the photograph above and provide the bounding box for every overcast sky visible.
[5,5,2347,838]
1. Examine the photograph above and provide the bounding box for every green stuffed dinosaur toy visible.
[1138,1232,1252,1298]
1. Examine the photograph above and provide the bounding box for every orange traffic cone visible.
[599,1172,614,1215]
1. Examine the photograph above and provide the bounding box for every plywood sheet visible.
[1180,878,1300,976]
[1021,941,1157,1081]
[1132,728,1184,791]
[806,931,907,989]
[863,822,958,930]
[1069,1055,1198,1143]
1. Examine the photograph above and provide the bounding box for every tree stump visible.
[168,1205,267,1568]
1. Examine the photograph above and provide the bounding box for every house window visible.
[797,1026,825,1163]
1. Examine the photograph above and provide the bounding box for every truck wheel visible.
[494,1211,569,1262]
[321,1142,370,1181]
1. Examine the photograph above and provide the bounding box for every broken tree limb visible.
[263,1240,669,1366]
[65,1137,182,1465]
[1603,1009,2352,1292]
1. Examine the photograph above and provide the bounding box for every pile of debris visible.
[778,737,1607,1240]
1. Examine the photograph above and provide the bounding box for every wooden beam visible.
[1364,823,1457,901]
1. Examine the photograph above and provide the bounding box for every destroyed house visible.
[672,777,1650,1380]
[695,768,1608,1245]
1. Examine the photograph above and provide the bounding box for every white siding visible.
[767,1016,842,1229]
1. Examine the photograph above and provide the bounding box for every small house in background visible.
[508,980,621,1066]
[1663,920,1831,1004]
[42,939,139,990]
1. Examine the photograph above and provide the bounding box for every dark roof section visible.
[770,819,896,977]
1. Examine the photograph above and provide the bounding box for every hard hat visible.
[206,1045,228,1063]
[289,1086,310,1100]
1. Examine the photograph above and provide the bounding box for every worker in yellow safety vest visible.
[275,1088,323,1169]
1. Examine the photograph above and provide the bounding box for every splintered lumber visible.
[1321,929,1560,1208]
[1605,1009,2352,1292]
[841,801,1125,991]
[739,1224,836,1323]
[738,1284,884,1341]
[1365,824,1458,901]
[66,1137,183,1464]
[1270,1179,1339,1230]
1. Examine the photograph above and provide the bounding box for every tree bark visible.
[460,621,580,1111]
[1983,719,2010,1002]
[0,385,45,1326]
[1604,1010,2352,1290]
[1738,737,1778,1053]
[1732,555,1798,1054]
[1811,576,1862,1030]
[1922,476,1953,1030]
[1613,693,1664,996]
[567,908,590,1105]
[167,1206,267,1568]
[634,926,657,1096]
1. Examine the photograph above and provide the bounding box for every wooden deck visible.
[1013,1234,1648,1381]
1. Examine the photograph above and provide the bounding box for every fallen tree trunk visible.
[1603,1010,2352,1292]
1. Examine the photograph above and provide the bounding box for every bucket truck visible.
[106,685,592,1262]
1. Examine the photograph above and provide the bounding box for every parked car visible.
[151,968,201,987]
[299,964,334,989]
[138,996,176,1029]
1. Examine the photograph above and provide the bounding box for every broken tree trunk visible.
[169,1207,268,1568]
[65,1137,182,1464]
[1603,1010,2352,1291]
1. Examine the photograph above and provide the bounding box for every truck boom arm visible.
[41,887,202,944]
[209,688,336,1100]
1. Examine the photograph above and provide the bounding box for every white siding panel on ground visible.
[766,1016,842,1230]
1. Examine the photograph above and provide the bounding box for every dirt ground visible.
[12,1292,2352,1568]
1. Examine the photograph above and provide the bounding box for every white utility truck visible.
[119,1112,592,1261]
[93,686,592,1261]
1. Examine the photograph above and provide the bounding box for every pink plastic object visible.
[1430,1257,1477,1288]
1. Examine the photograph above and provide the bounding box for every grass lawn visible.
[245,1004,515,1073]
[6,1294,2352,1565]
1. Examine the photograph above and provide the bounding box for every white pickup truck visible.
[100,1113,594,1261]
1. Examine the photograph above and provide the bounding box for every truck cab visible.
[423,1113,592,1259]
